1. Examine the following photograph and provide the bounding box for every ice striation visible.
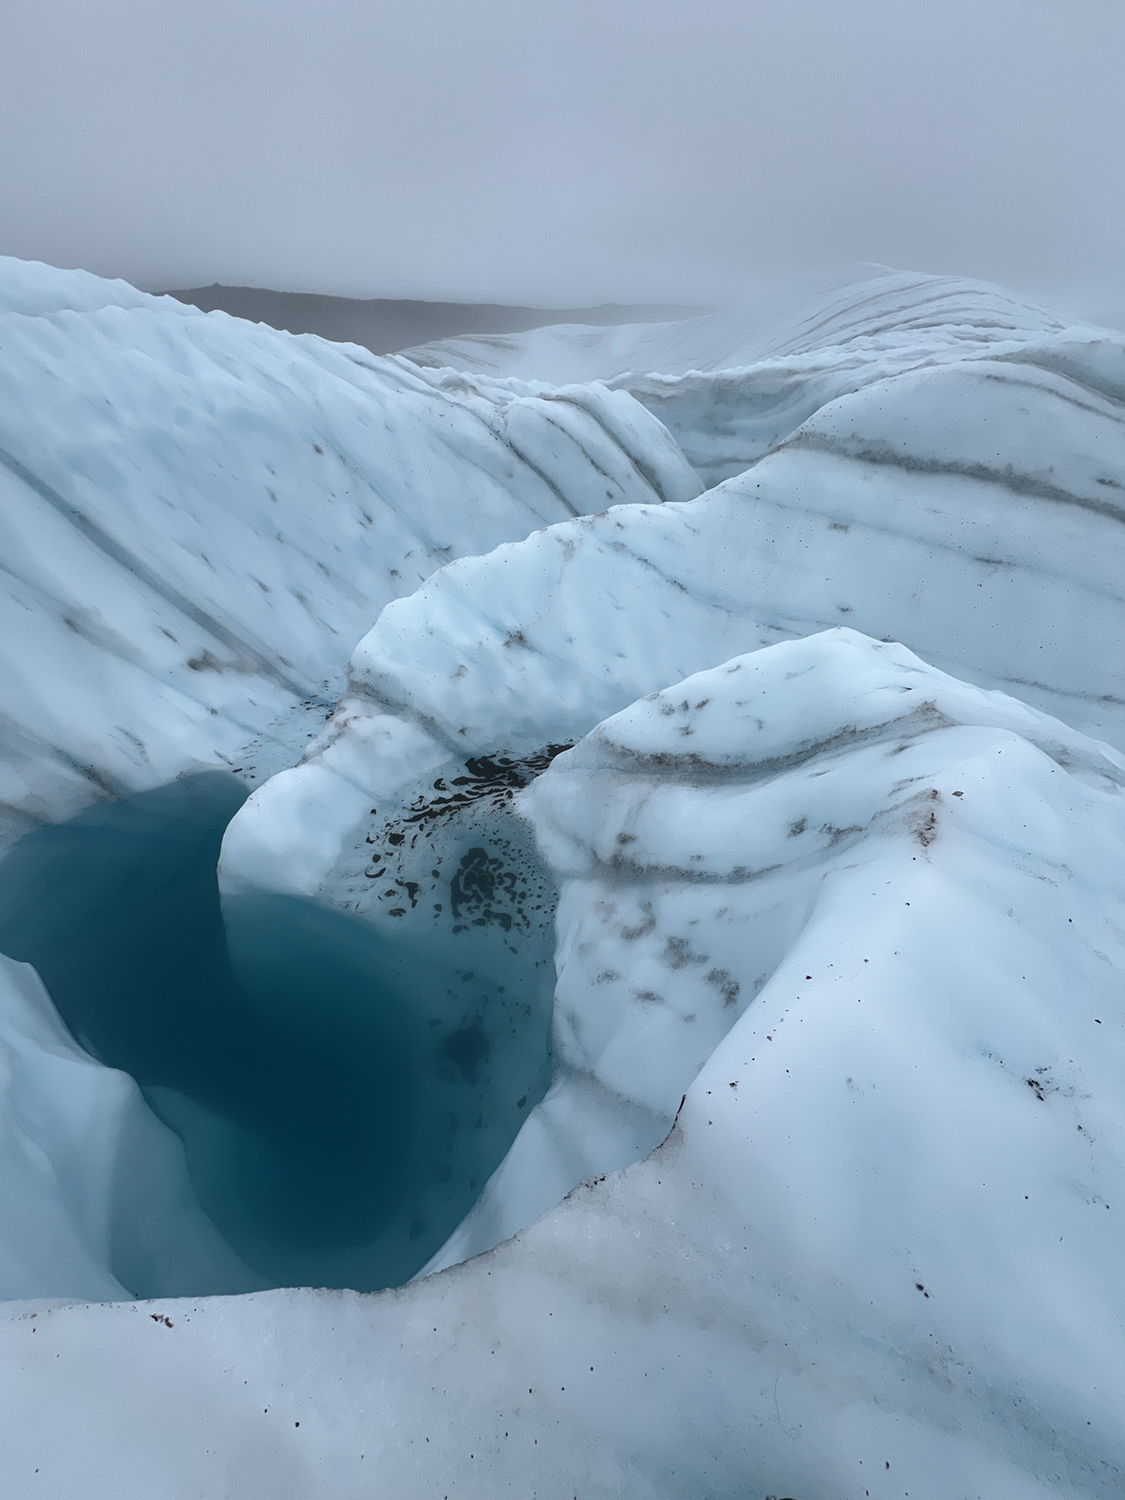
[0,256,1123,1497]
[402,265,1076,484]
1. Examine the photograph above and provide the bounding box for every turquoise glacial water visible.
[0,772,555,1294]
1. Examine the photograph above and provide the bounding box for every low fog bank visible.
[161,285,703,355]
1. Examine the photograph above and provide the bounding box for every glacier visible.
[0,257,698,847]
[401,264,1077,485]
[0,256,1122,1499]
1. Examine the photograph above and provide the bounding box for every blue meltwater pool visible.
[0,772,556,1294]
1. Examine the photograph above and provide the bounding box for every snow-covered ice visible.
[0,256,1123,1497]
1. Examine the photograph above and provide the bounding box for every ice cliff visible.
[0,257,1123,1499]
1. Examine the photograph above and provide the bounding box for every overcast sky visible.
[2,0,1124,314]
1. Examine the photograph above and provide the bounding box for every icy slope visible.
[0,257,698,846]
[7,631,1125,1499]
[404,267,1075,484]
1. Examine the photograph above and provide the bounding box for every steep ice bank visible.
[5,629,1123,1500]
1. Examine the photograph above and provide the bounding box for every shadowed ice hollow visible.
[0,770,556,1294]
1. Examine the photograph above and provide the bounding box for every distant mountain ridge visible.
[161,284,703,356]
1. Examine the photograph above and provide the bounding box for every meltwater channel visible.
[0,772,557,1296]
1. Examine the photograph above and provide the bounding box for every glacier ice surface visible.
[0,255,698,849]
[0,255,1123,1497]
[4,626,1124,1499]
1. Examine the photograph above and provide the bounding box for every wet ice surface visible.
[0,773,555,1293]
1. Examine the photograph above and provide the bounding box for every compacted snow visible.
[0,257,1123,1499]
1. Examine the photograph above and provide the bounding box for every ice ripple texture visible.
[1,258,1124,1499]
